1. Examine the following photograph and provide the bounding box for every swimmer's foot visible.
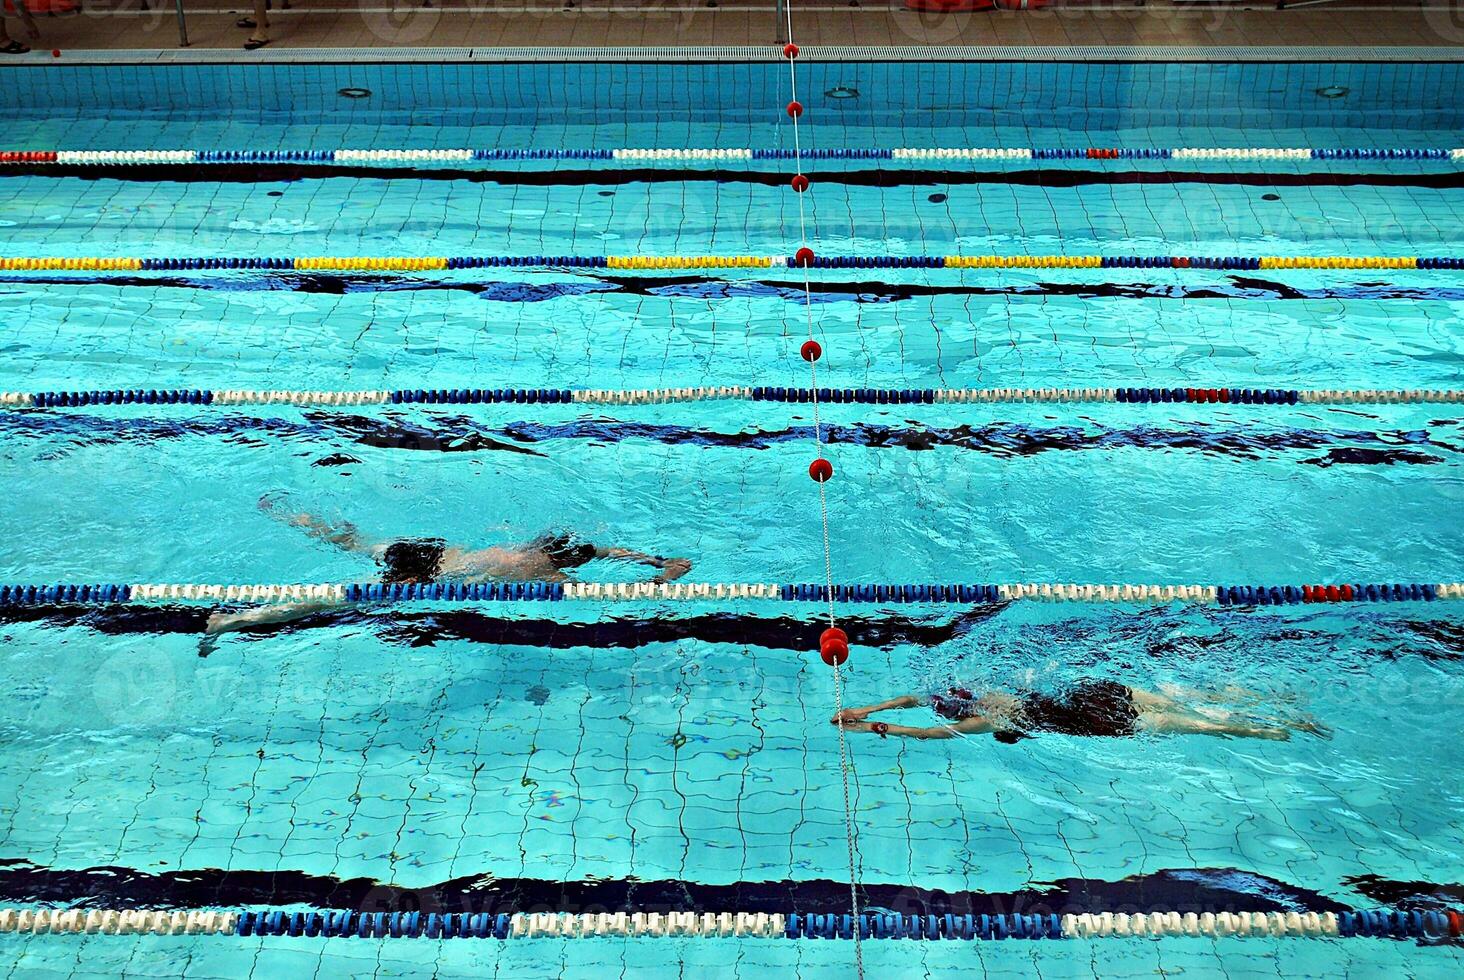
[200,610,237,656]
[1291,716,1333,740]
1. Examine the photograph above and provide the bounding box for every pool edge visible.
[7,44,1464,66]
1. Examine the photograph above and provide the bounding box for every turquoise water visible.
[1,60,1463,977]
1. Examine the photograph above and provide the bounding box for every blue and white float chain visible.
[1,907,1460,940]
[10,148,1464,165]
[8,387,1464,409]
[2,582,1460,605]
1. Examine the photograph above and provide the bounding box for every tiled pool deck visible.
[8,3,1464,55]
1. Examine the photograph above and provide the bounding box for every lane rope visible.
[0,906,1459,940]
[3,582,1459,605]
[11,386,1464,409]
[3,254,1462,271]
[3,147,1463,165]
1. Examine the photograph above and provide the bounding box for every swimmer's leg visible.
[1134,708,1291,741]
[1127,686,1186,712]
[1153,682,1286,705]
[200,601,339,656]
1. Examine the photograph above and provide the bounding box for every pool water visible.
[0,58,1462,977]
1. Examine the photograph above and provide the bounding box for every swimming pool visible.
[1,50,1463,977]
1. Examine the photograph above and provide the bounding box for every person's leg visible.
[1132,686,1330,739]
[200,600,336,655]
[1152,681,1283,706]
[244,0,269,47]
[1127,686,1185,712]
[1135,708,1291,740]
[2,0,40,52]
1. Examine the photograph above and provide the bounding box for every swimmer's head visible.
[380,538,446,584]
[928,687,976,720]
[532,532,597,569]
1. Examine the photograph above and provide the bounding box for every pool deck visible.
[8,3,1464,56]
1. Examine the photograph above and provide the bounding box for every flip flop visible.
[243,37,270,50]
[0,40,31,54]
[236,17,256,27]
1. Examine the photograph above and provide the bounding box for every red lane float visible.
[809,458,833,483]
[820,627,850,667]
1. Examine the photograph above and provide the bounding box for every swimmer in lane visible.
[199,493,693,653]
[832,679,1330,742]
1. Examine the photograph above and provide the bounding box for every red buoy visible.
[800,339,822,362]
[809,458,833,482]
[790,173,810,193]
[820,627,849,666]
[786,100,804,119]
[794,246,815,267]
[783,43,800,59]
[52,49,62,58]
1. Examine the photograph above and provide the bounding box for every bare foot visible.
[1292,716,1333,740]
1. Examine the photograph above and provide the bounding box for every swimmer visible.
[199,493,693,653]
[831,679,1330,742]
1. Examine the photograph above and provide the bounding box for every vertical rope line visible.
[780,18,864,975]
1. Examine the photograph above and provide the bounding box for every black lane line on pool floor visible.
[6,163,1464,190]
[0,606,1000,651]
[2,412,1458,469]
[3,606,1461,662]
[8,857,1449,919]
[4,273,1462,304]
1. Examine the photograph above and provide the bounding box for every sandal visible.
[0,40,31,55]
[236,17,256,27]
[243,36,270,50]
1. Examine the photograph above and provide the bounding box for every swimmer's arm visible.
[832,695,920,723]
[843,716,999,740]
[595,546,692,583]
[259,495,379,556]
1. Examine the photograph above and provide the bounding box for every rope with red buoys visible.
[779,25,866,980]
